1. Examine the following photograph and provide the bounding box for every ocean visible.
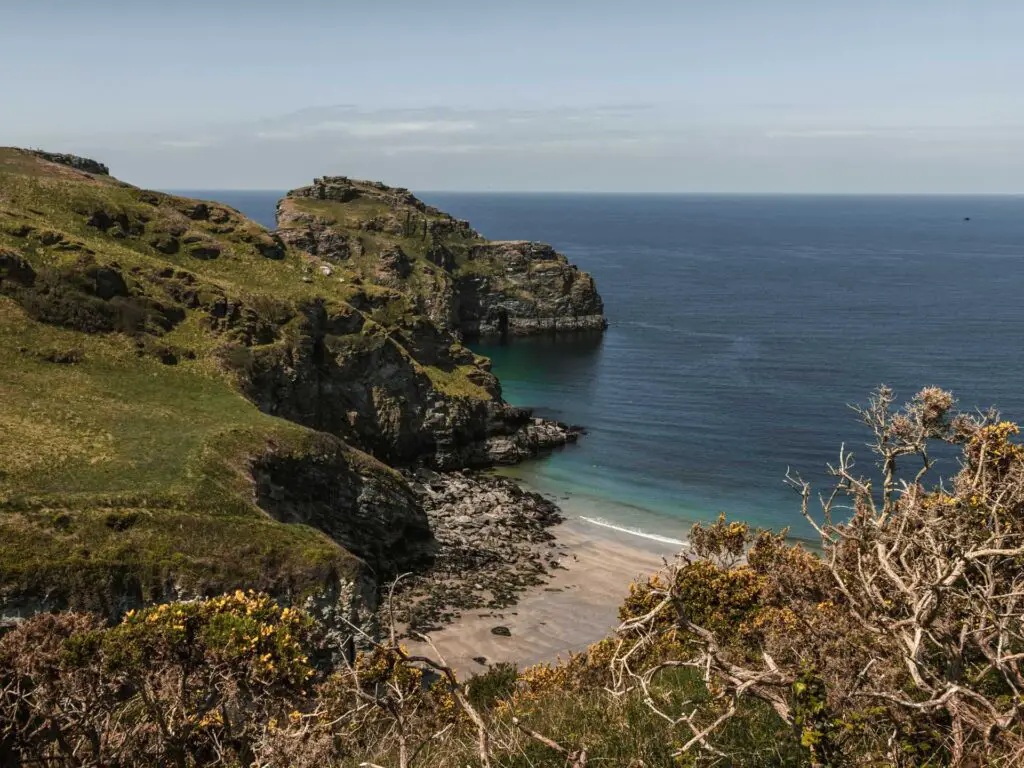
[181,190,1024,546]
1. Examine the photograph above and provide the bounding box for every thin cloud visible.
[256,119,478,141]
[160,138,217,148]
[765,129,889,139]
[763,126,1024,141]
[377,135,657,156]
[249,104,654,141]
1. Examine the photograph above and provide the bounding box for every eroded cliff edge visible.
[0,149,605,642]
[275,175,607,340]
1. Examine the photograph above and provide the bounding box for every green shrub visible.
[466,662,519,711]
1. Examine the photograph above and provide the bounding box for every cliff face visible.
[230,299,579,470]
[28,150,110,176]
[270,175,600,467]
[456,241,606,337]
[276,176,607,340]
[0,149,601,633]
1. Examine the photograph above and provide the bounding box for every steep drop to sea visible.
[197,190,1024,546]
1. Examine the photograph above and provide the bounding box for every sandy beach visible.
[406,516,683,677]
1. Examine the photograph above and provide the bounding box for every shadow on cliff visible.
[251,436,436,580]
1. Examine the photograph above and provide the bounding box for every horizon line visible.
[163,188,1024,197]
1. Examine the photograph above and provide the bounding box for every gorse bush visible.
[0,591,315,767]
[609,387,1024,766]
[466,663,519,711]
[2,387,1022,766]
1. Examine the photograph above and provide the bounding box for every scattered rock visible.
[187,241,222,260]
[390,470,564,635]
[4,223,33,238]
[39,347,83,364]
[149,234,180,254]
[186,203,211,221]
[375,246,412,285]
[490,626,512,637]
[254,237,285,260]
[0,249,37,286]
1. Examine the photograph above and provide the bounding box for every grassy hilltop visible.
[276,175,606,339]
[0,150,551,618]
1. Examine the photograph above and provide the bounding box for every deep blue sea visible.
[181,190,1024,545]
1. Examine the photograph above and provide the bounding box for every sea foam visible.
[578,516,687,547]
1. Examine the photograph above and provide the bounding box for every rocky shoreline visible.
[389,469,567,635]
[472,408,584,467]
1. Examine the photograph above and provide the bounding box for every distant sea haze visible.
[183,190,1024,545]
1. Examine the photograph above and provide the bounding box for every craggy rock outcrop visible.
[275,176,607,341]
[393,469,564,632]
[225,297,578,470]
[29,150,110,176]
[457,241,606,338]
[252,434,433,578]
[476,409,584,465]
[273,213,353,263]
[269,177,593,471]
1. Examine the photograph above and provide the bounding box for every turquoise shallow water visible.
[479,335,702,545]
[186,190,1024,548]
[474,331,812,546]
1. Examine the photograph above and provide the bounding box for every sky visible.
[3,0,1024,192]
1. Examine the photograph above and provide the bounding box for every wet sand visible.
[405,516,682,678]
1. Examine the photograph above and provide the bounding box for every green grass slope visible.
[0,149,469,618]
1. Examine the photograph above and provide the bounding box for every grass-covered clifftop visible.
[0,149,571,621]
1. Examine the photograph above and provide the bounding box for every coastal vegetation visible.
[4,386,1023,765]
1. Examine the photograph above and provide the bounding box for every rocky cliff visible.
[28,150,110,176]
[0,149,602,642]
[276,175,607,340]
[456,241,606,337]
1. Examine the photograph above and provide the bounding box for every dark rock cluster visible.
[252,436,433,579]
[456,241,607,339]
[390,469,564,633]
[30,150,110,176]
[480,411,583,465]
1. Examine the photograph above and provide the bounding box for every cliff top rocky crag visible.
[276,175,606,339]
[28,150,110,176]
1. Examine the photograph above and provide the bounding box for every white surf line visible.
[578,516,688,548]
